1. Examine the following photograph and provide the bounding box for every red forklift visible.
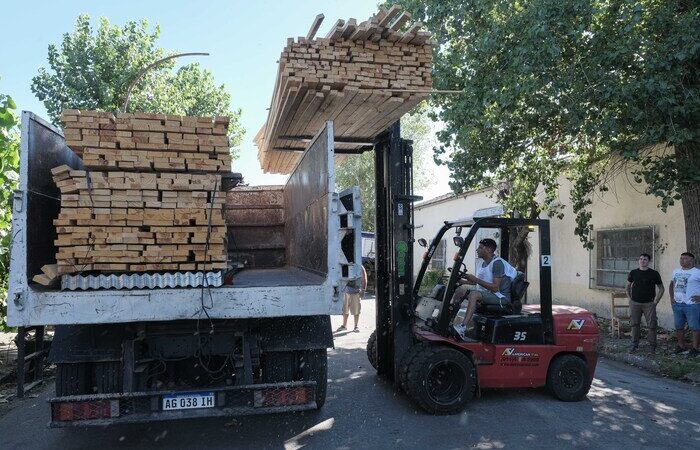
[367,122,600,414]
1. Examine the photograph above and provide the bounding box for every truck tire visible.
[546,354,591,402]
[367,330,378,370]
[92,361,122,394]
[56,363,88,397]
[299,349,328,409]
[404,345,476,415]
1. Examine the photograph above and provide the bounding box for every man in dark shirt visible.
[626,253,665,353]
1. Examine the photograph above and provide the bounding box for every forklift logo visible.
[501,348,539,366]
[502,348,536,357]
[567,319,586,331]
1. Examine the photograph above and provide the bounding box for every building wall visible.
[413,190,499,279]
[412,173,686,330]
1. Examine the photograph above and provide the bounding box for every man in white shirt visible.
[452,238,517,337]
[669,252,700,357]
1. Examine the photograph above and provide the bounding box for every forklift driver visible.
[452,238,518,338]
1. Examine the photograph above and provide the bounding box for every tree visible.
[335,105,436,231]
[390,0,700,256]
[31,15,244,155]
[0,89,20,330]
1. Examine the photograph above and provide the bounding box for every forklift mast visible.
[373,121,422,381]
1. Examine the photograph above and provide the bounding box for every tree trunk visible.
[677,144,700,262]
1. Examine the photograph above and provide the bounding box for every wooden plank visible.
[390,11,412,31]
[306,13,325,40]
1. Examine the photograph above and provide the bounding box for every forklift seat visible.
[476,272,529,315]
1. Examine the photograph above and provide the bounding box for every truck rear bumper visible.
[48,381,317,427]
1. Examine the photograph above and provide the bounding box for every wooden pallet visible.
[255,7,434,174]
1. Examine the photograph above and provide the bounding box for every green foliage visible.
[0,90,20,331]
[418,270,444,296]
[389,0,700,249]
[334,105,435,231]
[31,14,243,155]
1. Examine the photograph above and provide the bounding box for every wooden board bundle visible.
[60,111,232,173]
[255,6,434,174]
[51,165,227,274]
[50,108,232,276]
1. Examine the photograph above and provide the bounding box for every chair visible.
[610,292,630,338]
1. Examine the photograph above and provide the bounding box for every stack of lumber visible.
[255,6,434,174]
[60,110,231,173]
[49,109,232,276]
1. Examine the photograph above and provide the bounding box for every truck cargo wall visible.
[283,123,334,276]
[18,114,83,279]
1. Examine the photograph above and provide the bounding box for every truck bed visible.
[8,113,362,326]
[231,267,325,287]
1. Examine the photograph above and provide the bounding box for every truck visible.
[7,113,362,426]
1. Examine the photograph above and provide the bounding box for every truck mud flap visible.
[48,381,317,427]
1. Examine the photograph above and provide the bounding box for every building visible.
[413,174,687,330]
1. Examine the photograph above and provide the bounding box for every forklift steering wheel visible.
[447,263,468,279]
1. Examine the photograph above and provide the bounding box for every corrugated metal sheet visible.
[61,271,223,291]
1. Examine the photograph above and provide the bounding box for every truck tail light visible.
[52,400,119,422]
[254,387,312,408]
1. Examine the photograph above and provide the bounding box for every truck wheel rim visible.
[426,361,465,405]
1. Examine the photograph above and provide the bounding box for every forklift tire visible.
[367,330,378,371]
[547,354,591,402]
[56,362,88,397]
[404,345,476,415]
[398,342,432,393]
[92,361,122,394]
[298,349,328,409]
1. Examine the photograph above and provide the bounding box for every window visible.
[430,239,447,271]
[592,227,654,289]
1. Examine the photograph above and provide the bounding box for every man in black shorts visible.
[626,253,664,353]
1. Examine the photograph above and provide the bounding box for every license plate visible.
[162,392,215,411]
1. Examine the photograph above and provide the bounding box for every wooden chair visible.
[610,292,630,338]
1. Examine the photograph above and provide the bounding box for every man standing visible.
[670,252,700,357]
[337,264,368,333]
[626,253,664,353]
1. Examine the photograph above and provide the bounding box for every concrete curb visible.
[600,349,662,374]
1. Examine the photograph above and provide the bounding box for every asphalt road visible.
[1,297,699,450]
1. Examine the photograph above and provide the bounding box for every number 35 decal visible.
[541,255,551,267]
[514,331,527,341]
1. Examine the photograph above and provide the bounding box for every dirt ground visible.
[0,331,54,419]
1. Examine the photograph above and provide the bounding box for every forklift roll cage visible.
[413,217,554,345]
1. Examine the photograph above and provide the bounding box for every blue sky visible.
[1,0,450,196]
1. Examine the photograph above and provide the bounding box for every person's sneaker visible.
[687,348,699,358]
[353,327,360,333]
[336,326,346,332]
[673,346,687,355]
[629,345,639,353]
